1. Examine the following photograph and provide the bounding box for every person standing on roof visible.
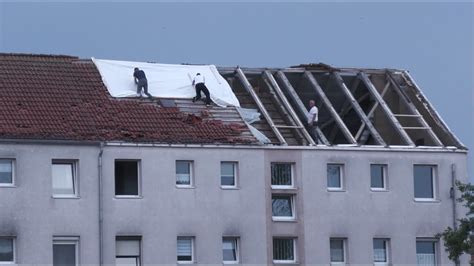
[307,99,319,142]
[133,67,152,98]
[192,73,211,106]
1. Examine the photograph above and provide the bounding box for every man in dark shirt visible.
[133,67,152,98]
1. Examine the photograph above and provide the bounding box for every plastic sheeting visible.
[236,107,271,144]
[92,58,240,107]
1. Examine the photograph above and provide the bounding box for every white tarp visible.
[92,58,240,107]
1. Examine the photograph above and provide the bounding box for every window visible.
[271,163,293,188]
[272,195,295,220]
[327,164,344,190]
[177,237,194,263]
[116,237,141,266]
[330,238,346,264]
[0,237,15,263]
[115,160,140,197]
[371,164,387,190]
[53,237,79,266]
[52,160,77,197]
[176,161,193,187]
[414,165,436,200]
[273,238,295,263]
[0,159,14,186]
[416,240,436,266]
[221,162,237,188]
[373,239,389,264]
[222,237,239,263]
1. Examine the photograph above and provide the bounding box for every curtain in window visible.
[0,238,13,262]
[373,239,387,262]
[273,239,294,261]
[330,239,344,262]
[272,196,292,217]
[52,164,74,195]
[177,238,192,261]
[271,163,292,186]
[176,162,191,185]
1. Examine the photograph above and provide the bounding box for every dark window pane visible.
[414,166,434,198]
[330,239,344,262]
[0,160,13,184]
[327,164,342,188]
[273,239,294,261]
[416,241,435,254]
[221,163,235,186]
[53,244,76,266]
[223,238,237,261]
[221,176,235,186]
[371,165,385,188]
[373,239,387,262]
[271,163,292,186]
[0,238,13,262]
[115,161,139,196]
[272,196,293,217]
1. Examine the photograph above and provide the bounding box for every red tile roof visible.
[0,53,254,144]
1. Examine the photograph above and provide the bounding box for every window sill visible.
[177,261,194,264]
[114,195,143,199]
[0,184,16,188]
[271,186,297,190]
[221,186,239,190]
[272,217,297,222]
[176,185,195,189]
[223,261,239,264]
[273,260,298,264]
[370,188,389,192]
[327,188,345,192]
[414,198,440,203]
[52,195,80,199]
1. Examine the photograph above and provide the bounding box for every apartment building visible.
[0,54,469,265]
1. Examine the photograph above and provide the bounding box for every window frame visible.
[270,162,295,189]
[115,236,141,266]
[51,159,79,198]
[329,238,346,265]
[370,164,388,191]
[220,161,238,189]
[272,237,297,264]
[52,236,79,266]
[416,238,438,266]
[114,159,141,198]
[327,163,344,191]
[0,236,16,264]
[177,236,195,264]
[176,160,194,188]
[413,165,437,201]
[272,194,296,221]
[373,238,389,265]
[0,159,15,187]
[222,237,240,264]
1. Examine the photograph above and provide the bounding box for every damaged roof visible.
[0,53,465,149]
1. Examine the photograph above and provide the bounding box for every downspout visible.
[98,142,104,266]
[450,163,459,266]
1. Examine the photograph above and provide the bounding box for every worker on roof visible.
[307,99,319,142]
[133,67,152,98]
[192,73,211,107]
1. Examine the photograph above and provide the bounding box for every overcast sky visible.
[0,1,472,176]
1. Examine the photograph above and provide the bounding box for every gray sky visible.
[0,1,472,176]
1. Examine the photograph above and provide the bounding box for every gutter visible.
[98,142,104,266]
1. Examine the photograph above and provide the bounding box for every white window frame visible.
[414,165,437,202]
[370,164,388,191]
[177,236,195,264]
[373,238,389,266]
[416,238,438,266]
[220,162,238,189]
[0,159,15,187]
[330,238,346,265]
[114,160,141,198]
[272,194,296,221]
[0,236,16,264]
[52,160,79,198]
[176,161,194,188]
[222,237,240,264]
[272,237,296,264]
[271,162,295,189]
[327,164,344,191]
[52,236,79,266]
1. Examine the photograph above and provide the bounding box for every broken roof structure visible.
[0,53,465,150]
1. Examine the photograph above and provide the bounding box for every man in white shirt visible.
[192,73,211,106]
[307,99,319,141]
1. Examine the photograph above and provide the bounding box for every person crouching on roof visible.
[192,73,212,107]
[133,67,152,98]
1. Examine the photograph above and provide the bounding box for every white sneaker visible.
[136,93,141,97]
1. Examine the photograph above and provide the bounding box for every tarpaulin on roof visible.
[92,58,240,107]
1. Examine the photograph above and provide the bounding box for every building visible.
[0,53,469,265]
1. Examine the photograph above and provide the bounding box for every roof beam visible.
[263,70,316,146]
[303,71,357,145]
[358,72,415,146]
[235,67,287,145]
[386,72,444,147]
[332,72,387,146]
[276,71,329,145]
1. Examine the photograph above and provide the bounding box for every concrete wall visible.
[0,143,469,265]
